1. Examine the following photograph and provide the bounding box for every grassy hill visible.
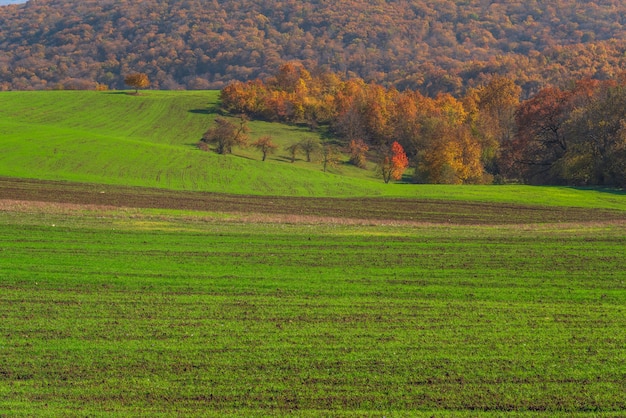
[0,90,385,196]
[1,90,625,211]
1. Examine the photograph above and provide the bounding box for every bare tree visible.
[200,116,249,154]
[252,136,278,161]
[285,143,300,163]
[299,137,321,162]
[321,145,340,172]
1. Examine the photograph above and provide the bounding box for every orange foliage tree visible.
[379,141,409,183]
[124,72,149,94]
[414,124,484,184]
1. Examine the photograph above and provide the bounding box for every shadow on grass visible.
[275,155,301,164]
[567,186,626,196]
[189,106,221,115]
[104,91,148,96]
[185,142,204,150]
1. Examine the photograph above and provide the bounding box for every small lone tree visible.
[378,141,409,183]
[321,145,340,172]
[200,116,249,154]
[124,72,150,94]
[252,136,278,161]
[299,137,321,162]
[285,143,300,163]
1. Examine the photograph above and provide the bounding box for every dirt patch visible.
[2,177,625,225]
[0,198,120,214]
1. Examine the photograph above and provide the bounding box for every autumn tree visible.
[560,84,626,186]
[332,78,367,140]
[333,105,366,142]
[348,139,369,168]
[251,135,278,161]
[510,84,582,183]
[124,72,150,94]
[270,62,312,93]
[414,124,485,184]
[362,83,394,145]
[507,78,619,184]
[378,141,409,183]
[474,75,520,143]
[220,79,267,116]
[467,75,521,177]
[389,90,422,156]
[200,116,249,154]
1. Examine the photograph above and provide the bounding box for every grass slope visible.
[1,207,625,416]
[1,90,625,210]
[0,90,384,196]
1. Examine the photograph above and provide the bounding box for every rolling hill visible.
[0,90,387,196]
[1,90,625,212]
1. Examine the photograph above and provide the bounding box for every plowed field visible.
[2,177,625,225]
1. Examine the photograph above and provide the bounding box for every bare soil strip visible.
[1,177,625,224]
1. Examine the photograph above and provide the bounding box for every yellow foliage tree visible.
[124,72,149,94]
[415,125,484,184]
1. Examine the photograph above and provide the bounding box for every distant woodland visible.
[2,0,626,96]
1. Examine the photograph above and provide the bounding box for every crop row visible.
[1,207,625,415]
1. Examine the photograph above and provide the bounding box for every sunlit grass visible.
[1,90,625,416]
[0,90,384,196]
[1,207,625,416]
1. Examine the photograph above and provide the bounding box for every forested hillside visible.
[220,63,626,187]
[2,0,626,95]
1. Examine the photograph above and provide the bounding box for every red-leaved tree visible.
[379,141,409,183]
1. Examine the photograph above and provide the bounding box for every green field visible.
[1,202,625,416]
[1,90,626,416]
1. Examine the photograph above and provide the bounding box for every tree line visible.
[219,63,626,187]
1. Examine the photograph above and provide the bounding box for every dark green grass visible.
[1,209,625,416]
